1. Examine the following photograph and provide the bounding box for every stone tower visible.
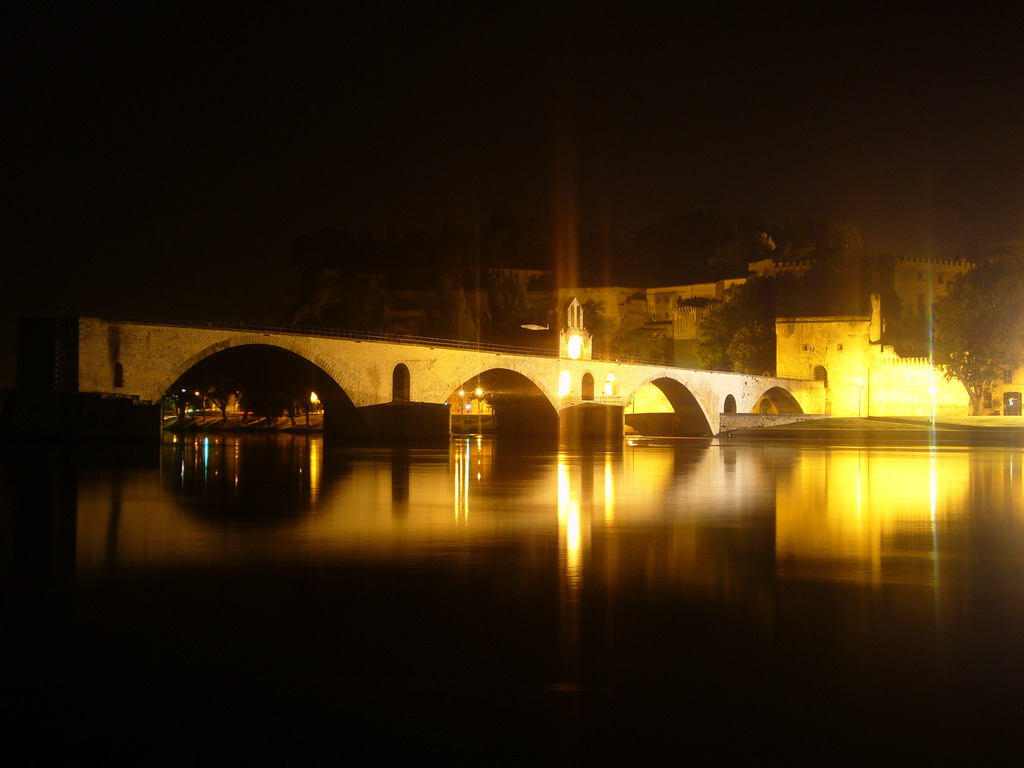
[559,297,593,360]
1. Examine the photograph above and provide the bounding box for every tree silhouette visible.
[933,257,1024,415]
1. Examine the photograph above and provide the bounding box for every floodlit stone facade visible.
[775,295,969,418]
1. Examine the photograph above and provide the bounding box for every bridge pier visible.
[353,402,451,444]
[489,396,560,438]
[559,403,625,443]
[0,390,162,442]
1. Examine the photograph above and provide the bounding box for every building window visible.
[802,344,809,351]
[1006,369,1015,384]
[113,362,124,388]
[938,273,944,284]
[837,343,843,351]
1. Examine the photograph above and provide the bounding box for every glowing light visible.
[558,371,571,397]
[459,390,465,397]
[309,437,321,500]
[475,387,483,397]
[604,456,615,522]
[557,458,582,593]
[310,391,319,404]
[604,373,616,396]
[454,439,470,522]
[567,334,583,360]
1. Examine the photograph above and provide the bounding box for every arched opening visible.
[392,363,410,402]
[723,394,737,413]
[813,365,828,385]
[754,386,804,415]
[604,373,616,396]
[582,372,595,401]
[164,344,359,435]
[448,368,558,438]
[625,378,712,437]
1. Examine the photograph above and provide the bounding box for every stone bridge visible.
[12,316,826,441]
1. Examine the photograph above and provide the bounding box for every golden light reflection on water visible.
[557,457,584,594]
[603,457,615,523]
[775,446,1024,584]
[72,437,1024,597]
[308,436,321,502]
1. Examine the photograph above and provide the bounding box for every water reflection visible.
[773,446,1024,585]
[63,436,1024,592]
[7,434,1024,760]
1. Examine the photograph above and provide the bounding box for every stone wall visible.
[775,300,969,419]
[719,413,829,431]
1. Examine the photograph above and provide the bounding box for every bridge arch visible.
[625,376,713,437]
[754,386,804,414]
[447,367,559,438]
[438,361,558,412]
[157,340,365,433]
[152,335,359,406]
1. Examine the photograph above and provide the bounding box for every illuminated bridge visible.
[10,314,826,441]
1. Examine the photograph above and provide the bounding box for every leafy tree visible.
[770,219,863,262]
[614,327,671,363]
[710,228,777,275]
[430,276,479,341]
[485,268,530,331]
[577,299,618,356]
[694,277,778,374]
[726,322,775,375]
[933,257,1024,415]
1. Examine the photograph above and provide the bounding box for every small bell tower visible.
[559,297,593,360]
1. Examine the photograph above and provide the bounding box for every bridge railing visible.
[107,316,571,359]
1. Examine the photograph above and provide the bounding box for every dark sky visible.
[3,4,1023,384]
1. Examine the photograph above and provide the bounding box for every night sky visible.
[3,4,1023,385]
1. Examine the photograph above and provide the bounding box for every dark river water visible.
[4,433,1024,763]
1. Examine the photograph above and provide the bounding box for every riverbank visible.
[723,415,1024,445]
[164,412,324,432]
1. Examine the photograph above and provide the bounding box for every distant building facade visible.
[749,254,973,319]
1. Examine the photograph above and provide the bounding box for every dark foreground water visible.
[4,433,1024,763]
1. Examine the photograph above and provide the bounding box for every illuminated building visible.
[776,294,968,418]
